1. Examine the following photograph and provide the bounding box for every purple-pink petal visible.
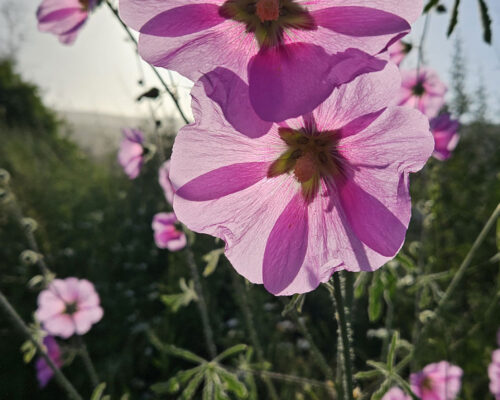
[159,160,175,205]
[410,361,463,400]
[152,212,186,251]
[430,113,460,161]
[118,128,145,179]
[36,335,63,388]
[382,387,411,400]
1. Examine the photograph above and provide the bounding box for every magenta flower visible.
[35,278,104,339]
[159,160,175,205]
[410,361,463,400]
[489,350,500,400]
[398,68,447,118]
[119,0,422,121]
[152,212,187,251]
[170,64,433,295]
[37,0,96,44]
[118,128,145,179]
[382,387,410,400]
[388,40,412,66]
[36,335,63,388]
[430,113,460,161]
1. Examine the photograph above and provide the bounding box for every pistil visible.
[256,0,280,22]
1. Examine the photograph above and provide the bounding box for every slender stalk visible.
[0,290,83,400]
[416,13,431,77]
[104,0,190,125]
[331,274,354,400]
[77,336,100,388]
[184,238,217,359]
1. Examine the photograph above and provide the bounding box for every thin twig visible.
[0,290,83,400]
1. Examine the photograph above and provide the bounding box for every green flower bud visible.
[21,218,38,233]
[20,250,41,266]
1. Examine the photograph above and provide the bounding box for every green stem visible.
[77,336,100,388]
[0,290,83,400]
[331,274,354,400]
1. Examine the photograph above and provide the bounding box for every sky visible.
[1,0,500,123]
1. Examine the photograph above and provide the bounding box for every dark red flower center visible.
[421,376,434,390]
[268,127,342,201]
[64,302,78,315]
[219,0,317,48]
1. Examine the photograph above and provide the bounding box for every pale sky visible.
[2,0,500,122]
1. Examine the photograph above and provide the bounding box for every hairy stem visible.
[0,290,83,400]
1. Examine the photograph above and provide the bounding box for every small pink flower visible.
[118,128,145,179]
[159,160,175,205]
[170,64,433,295]
[152,212,187,251]
[382,387,410,400]
[398,68,447,118]
[37,0,96,44]
[410,361,463,400]
[119,0,423,121]
[35,278,104,339]
[430,113,460,161]
[489,349,500,400]
[36,335,63,388]
[388,40,412,66]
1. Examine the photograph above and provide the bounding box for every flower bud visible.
[20,250,41,266]
[21,218,38,233]
[0,169,10,186]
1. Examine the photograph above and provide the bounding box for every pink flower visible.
[170,64,433,295]
[388,40,412,66]
[36,335,63,388]
[35,278,104,339]
[382,387,410,400]
[159,160,175,205]
[152,212,187,251]
[118,128,145,179]
[489,350,500,400]
[119,0,423,121]
[430,113,460,161]
[398,68,447,118]
[410,361,463,400]
[37,0,96,44]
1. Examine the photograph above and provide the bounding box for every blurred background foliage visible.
[0,37,499,399]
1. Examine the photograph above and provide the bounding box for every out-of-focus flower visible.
[430,113,460,161]
[170,64,433,295]
[37,0,96,44]
[119,0,423,121]
[382,387,410,400]
[36,278,104,339]
[489,349,500,400]
[388,40,412,66]
[398,68,447,118]
[118,128,145,179]
[152,212,186,251]
[159,160,174,205]
[410,361,463,400]
[36,335,63,388]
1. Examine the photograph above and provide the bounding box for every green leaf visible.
[354,369,381,380]
[477,0,492,44]
[387,331,399,370]
[354,272,370,298]
[90,383,107,400]
[21,340,37,363]
[203,248,225,277]
[181,371,205,400]
[217,368,248,398]
[371,380,392,400]
[161,278,198,313]
[395,253,416,271]
[203,371,215,400]
[424,0,439,13]
[163,344,206,364]
[447,0,461,37]
[497,218,500,252]
[281,294,306,316]
[368,275,384,322]
[102,396,111,400]
[214,344,248,362]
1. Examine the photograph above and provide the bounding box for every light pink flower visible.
[36,335,63,388]
[152,212,187,251]
[382,387,411,400]
[35,278,104,339]
[159,160,175,205]
[489,349,500,400]
[170,64,433,295]
[118,128,145,179]
[119,0,422,121]
[410,361,463,400]
[398,68,447,118]
[388,40,412,66]
[37,0,96,44]
[430,113,460,161]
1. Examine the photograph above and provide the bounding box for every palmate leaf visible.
[161,278,198,313]
[216,367,248,398]
[181,371,205,400]
[214,344,248,363]
[203,248,225,277]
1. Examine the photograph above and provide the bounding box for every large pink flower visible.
[410,361,463,400]
[119,0,422,121]
[159,160,175,205]
[170,64,433,295]
[37,0,96,44]
[152,212,187,251]
[490,350,500,400]
[35,278,104,339]
[398,68,447,118]
[36,335,63,388]
[118,128,145,179]
[382,387,410,400]
[430,113,460,161]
